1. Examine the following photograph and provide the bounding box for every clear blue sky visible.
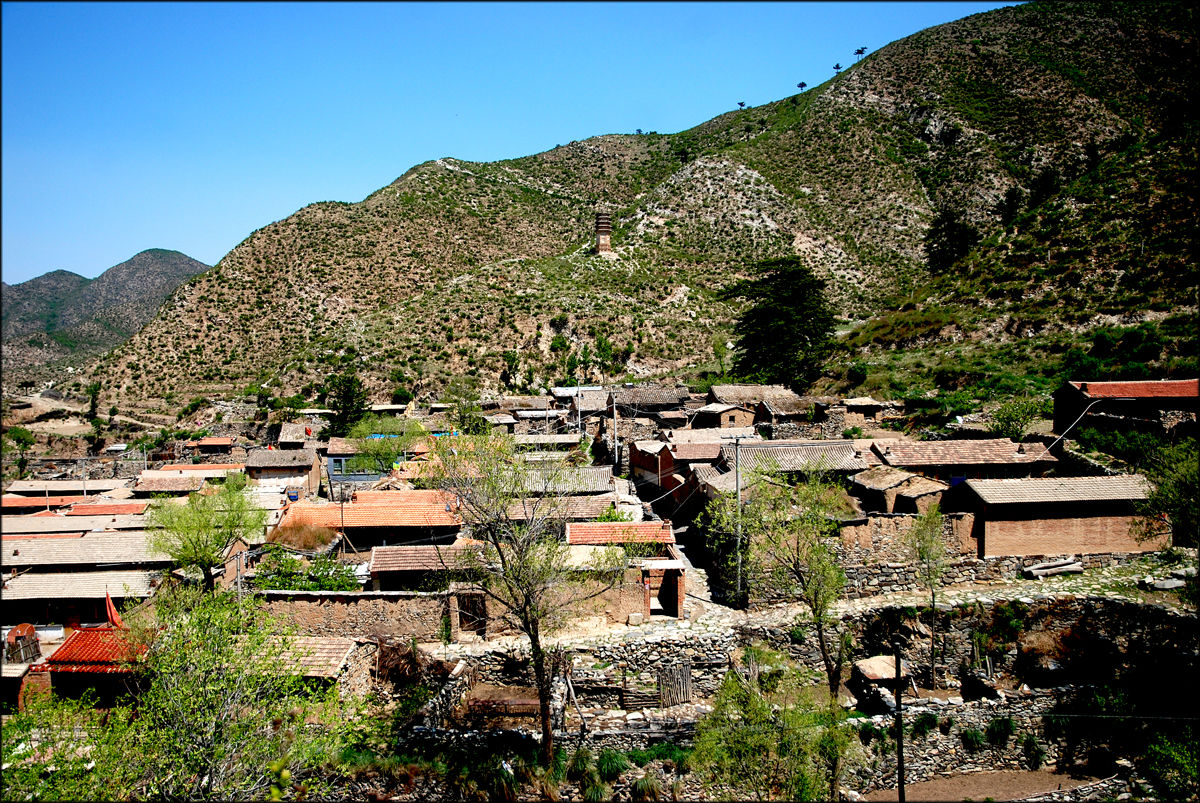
[2,1,1015,285]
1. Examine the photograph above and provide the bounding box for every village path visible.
[7,391,165,434]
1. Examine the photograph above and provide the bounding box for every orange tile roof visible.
[32,627,144,674]
[566,521,675,545]
[159,463,245,472]
[278,492,462,530]
[1069,379,1198,399]
[369,544,480,573]
[66,502,149,516]
[1,495,89,510]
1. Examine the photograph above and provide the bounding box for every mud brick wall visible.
[981,514,1165,557]
[260,590,448,640]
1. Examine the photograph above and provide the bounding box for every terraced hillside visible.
[86,2,1196,419]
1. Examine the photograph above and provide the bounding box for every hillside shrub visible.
[1020,732,1046,769]
[597,748,630,782]
[912,712,939,739]
[986,716,1017,747]
[961,728,986,753]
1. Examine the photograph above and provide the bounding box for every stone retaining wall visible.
[261,589,448,640]
[420,660,471,728]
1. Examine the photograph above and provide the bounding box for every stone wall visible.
[846,689,1065,793]
[261,590,448,640]
[339,640,379,699]
[420,659,471,728]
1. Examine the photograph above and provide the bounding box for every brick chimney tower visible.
[595,211,612,253]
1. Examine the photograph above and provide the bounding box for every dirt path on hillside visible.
[6,392,166,433]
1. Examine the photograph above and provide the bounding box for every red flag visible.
[106,590,125,629]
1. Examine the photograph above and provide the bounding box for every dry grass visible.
[268,523,337,551]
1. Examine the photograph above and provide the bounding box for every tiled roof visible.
[669,443,723,462]
[1068,379,1198,399]
[369,544,479,573]
[134,475,205,494]
[278,492,461,530]
[2,569,160,600]
[876,438,1057,467]
[2,495,89,510]
[612,386,690,407]
[32,627,143,674]
[515,410,563,420]
[278,423,309,442]
[851,466,918,491]
[245,449,317,469]
[710,384,798,405]
[515,433,583,447]
[522,466,614,494]
[4,479,130,495]
[843,396,883,407]
[159,463,246,473]
[483,413,518,426]
[854,439,891,466]
[505,495,625,521]
[566,521,674,545]
[896,477,949,498]
[285,636,356,679]
[2,532,166,568]
[759,396,814,416]
[2,514,149,535]
[185,437,235,448]
[501,396,553,410]
[326,437,359,456]
[695,402,742,414]
[571,390,610,412]
[964,475,1152,505]
[722,440,869,473]
[664,427,760,444]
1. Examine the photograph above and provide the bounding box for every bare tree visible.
[429,433,628,763]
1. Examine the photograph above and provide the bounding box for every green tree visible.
[720,256,835,390]
[5,425,36,478]
[905,503,947,686]
[84,381,102,420]
[443,376,489,435]
[692,644,861,801]
[1136,439,1199,599]
[988,397,1043,440]
[324,371,369,438]
[924,207,980,273]
[1,587,355,801]
[347,414,426,474]
[254,545,361,591]
[430,433,628,764]
[148,473,266,591]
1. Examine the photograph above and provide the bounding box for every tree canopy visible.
[720,256,835,390]
[324,371,369,438]
[347,413,426,474]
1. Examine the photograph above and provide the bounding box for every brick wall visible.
[983,514,1166,557]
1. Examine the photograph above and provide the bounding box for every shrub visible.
[597,748,630,782]
[912,711,939,739]
[631,771,663,802]
[626,742,690,769]
[582,781,612,802]
[986,716,1017,747]
[566,747,593,783]
[961,728,986,753]
[1020,732,1046,770]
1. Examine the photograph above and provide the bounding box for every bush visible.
[597,748,630,782]
[986,716,1017,747]
[631,771,663,802]
[626,742,690,769]
[1020,732,1047,770]
[961,728,986,753]
[566,747,593,783]
[911,712,939,739]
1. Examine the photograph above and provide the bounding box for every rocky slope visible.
[85,2,1196,418]
[3,249,211,390]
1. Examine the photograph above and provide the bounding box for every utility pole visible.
[721,434,746,599]
[895,641,906,803]
[611,391,618,469]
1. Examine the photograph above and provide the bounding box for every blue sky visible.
[2,1,1015,285]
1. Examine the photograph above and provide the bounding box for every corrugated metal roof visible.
[1069,379,1198,399]
[2,532,167,568]
[2,569,160,600]
[722,440,868,473]
[566,522,674,545]
[2,514,149,535]
[877,438,1057,467]
[964,475,1152,505]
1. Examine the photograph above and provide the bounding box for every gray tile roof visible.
[709,384,798,405]
[876,438,1057,467]
[722,440,868,473]
[964,475,1152,505]
[245,448,317,469]
[2,532,167,568]
[1,569,160,600]
[1,514,150,535]
[522,466,614,494]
